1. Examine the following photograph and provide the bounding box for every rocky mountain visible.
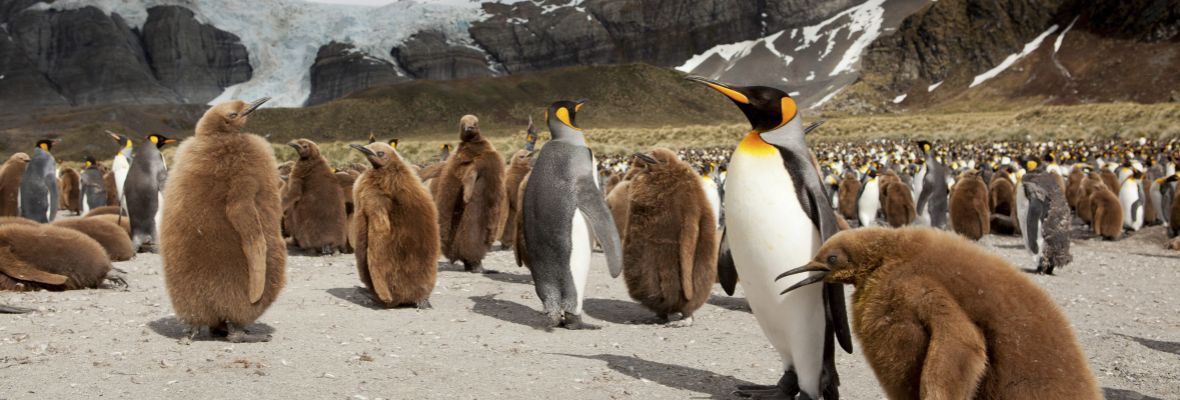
[0,0,1176,113]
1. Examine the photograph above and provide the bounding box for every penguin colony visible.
[14,85,1177,398]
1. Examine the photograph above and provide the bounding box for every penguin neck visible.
[736,132,776,158]
[549,123,587,147]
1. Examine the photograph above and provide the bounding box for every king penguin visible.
[79,155,108,214]
[1016,157,1073,275]
[18,139,60,223]
[520,99,622,330]
[857,167,881,228]
[124,134,174,252]
[688,76,851,400]
[1119,169,1146,232]
[914,140,949,228]
[107,131,133,212]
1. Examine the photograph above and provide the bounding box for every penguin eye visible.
[377,151,386,157]
[229,112,239,119]
[826,255,838,265]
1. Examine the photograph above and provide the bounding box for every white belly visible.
[724,151,826,395]
[114,155,130,209]
[858,180,880,227]
[570,209,591,314]
[701,178,721,229]
[1119,182,1142,230]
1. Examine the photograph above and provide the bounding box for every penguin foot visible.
[320,246,335,256]
[665,315,694,328]
[178,327,199,345]
[732,387,790,399]
[103,268,129,290]
[225,323,271,343]
[414,299,433,310]
[561,313,601,330]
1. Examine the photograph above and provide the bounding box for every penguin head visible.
[776,228,894,292]
[459,115,481,143]
[631,148,678,174]
[510,149,532,165]
[350,142,399,169]
[686,76,797,133]
[367,132,377,144]
[287,139,320,160]
[388,138,399,149]
[107,131,131,149]
[914,140,933,155]
[9,152,30,164]
[147,134,177,149]
[545,99,588,139]
[197,97,270,136]
[83,155,97,168]
[35,139,60,152]
[1020,156,1042,173]
[439,144,452,161]
[526,115,538,140]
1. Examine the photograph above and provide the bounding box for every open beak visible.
[775,262,830,295]
[685,75,749,104]
[349,143,376,157]
[633,152,658,164]
[241,97,271,117]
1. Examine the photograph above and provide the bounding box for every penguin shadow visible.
[480,271,533,285]
[437,261,465,273]
[326,287,386,310]
[1129,252,1180,260]
[554,353,756,399]
[1103,387,1165,400]
[1115,333,1180,356]
[468,294,549,330]
[147,317,275,342]
[581,298,655,325]
[706,295,751,313]
[991,243,1025,250]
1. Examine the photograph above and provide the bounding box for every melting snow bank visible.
[927,81,943,92]
[970,25,1059,88]
[1054,17,1078,54]
[675,30,792,73]
[892,94,907,104]
[26,0,520,107]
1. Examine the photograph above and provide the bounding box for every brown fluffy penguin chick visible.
[0,153,30,217]
[500,149,532,249]
[513,172,531,268]
[52,218,135,261]
[622,149,717,327]
[1100,169,1120,195]
[837,173,861,221]
[350,143,439,309]
[785,227,1101,400]
[0,217,37,226]
[84,205,122,218]
[1066,167,1085,211]
[282,139,348,254]
[102,170,119,206]
[879,172,915,228]
[90,214,131,236]
[0,224,121,292]
[434,115,506,273]
[1077,174,1100,225]
[161,98,286,344]
[989,174,1016,219]
[58,167,81,214]
[605,179,632,241]
[1089,183,1124,240]
[336,171,357,254]
[949,170,990,240]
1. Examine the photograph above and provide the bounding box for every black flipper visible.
[1024,184,1048,255]
[575,158,623,277]
[717,228,738,296]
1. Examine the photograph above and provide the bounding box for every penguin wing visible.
[0,247,68,286]
[461,168,477,203]
[716,229,738,296]
[225,177,269,303]
[363,210,394,304]
[576,173,622,278]
[1022,183,1050,255]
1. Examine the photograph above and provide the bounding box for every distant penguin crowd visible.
[23,75,1180,398]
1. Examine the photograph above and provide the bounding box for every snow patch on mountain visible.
[971,25,1058,88]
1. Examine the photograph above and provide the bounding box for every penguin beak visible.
[685,75,749,104]
[106,131,122,142]
[775,262,830,295]
[633,152,659,165]
[573,98,588,112]
[241,97,270,117]
[349,144,376,157]
[287,142,301,151]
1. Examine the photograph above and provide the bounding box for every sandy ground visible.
[2,225,1178,400]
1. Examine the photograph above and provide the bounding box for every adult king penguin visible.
[914,140,949,228]
[19,139,60,223]
[520,100,622,330]
[79,156,108,213]
[125,134,174,252]
[1016,158,1073,275]
[689,76,851,400]
[106,131,133,212]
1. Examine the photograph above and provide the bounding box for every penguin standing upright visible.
[124,134,174,252]
[0,153,30,217]
[857,167,881,227]
[500,134,536,249]
[79,156,108,213]
[699,162,722,229]
[914,140,949,228]
[1119,170,1145,232]
[434,115,507,273]
[19,139,60,223]
[1016,158,1073,274]
[283,139,348,254]
[689,76,851,399]
[106,131,133,212]
[58,167,81,215]
[521,100,622,330]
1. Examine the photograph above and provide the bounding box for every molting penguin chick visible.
[0,224,123,292]
[779,227,1101,400]
[621,149,717,327]
[19,139,60,223]
[124,134,175,252]
[161,98,286,344]
[283,139,348,254]
[1088,178,1124,240]
[0,153,31,217]
[949,169,990,240]
[434,114,507,273]
[880,169,916,227]
[1017,160,1073,275]
[349,142,439,309]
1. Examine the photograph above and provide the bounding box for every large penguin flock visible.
[13,74,1179,398]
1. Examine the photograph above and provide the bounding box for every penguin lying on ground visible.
[161,98,285,344]
[52,218,135,262]
[0,224,125,291]
[778,227,1100,400]
[622,149,717,327]
[521,100,622,330]
[350,142,439,309]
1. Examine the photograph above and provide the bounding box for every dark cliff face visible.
[141,6,252,103]
[390,30,499,81]
[306,41,406,107]
[0,4,250,109]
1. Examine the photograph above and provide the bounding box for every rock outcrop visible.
[141,6,252,103]
[306,42,406,107]
[391,30,498,81]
